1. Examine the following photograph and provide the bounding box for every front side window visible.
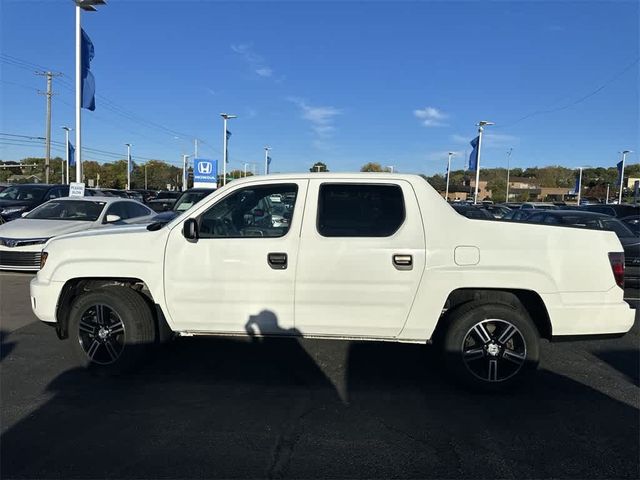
[199,184,298,238]
[317,184,405,237]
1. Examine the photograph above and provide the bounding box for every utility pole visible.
[125,143,132,190]
[445,152,455,201]
[505,148,513,202]
[37,71,61,183]
[264,146,271,175]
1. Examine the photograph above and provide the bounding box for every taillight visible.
[608,252,625,289]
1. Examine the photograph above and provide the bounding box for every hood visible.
[0,218,93,239]
[52,223,151,243]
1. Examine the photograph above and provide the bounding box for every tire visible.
[68,286,156,376]
[441,301,540,391]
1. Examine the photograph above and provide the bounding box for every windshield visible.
[173,191,210,212]
[0,185,47,201]
[601,219,636,238]
[157,191,180,200]
[25,200,106,221]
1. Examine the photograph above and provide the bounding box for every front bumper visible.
[30,276,65,324]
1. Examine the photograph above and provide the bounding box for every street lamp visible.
[473,120,494,204]
[220,113,237,186]
[73,0,106,184]
[125,143,132,190]
[62,126,72,184]
[618,150,632,204]
[386,165,395,173]
[445,153,455,201]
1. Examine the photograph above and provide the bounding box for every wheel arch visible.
[55,277,172,342]
[431,288,552,344]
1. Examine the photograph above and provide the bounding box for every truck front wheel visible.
[442,301,540,390]
[68,286,155,375]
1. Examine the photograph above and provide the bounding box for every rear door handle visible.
[268,252,288,269]
[393,254,413,270]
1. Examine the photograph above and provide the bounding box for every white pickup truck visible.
[30,174,635,389]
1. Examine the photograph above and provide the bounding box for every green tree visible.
[310,162,328,172]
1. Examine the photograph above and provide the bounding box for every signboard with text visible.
[193,158,218,188]
[69,182,85,198]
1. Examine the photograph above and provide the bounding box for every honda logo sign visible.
[193,158,218,188]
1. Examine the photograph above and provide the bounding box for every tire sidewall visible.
[68,287,153,375]
[443,303,540,391]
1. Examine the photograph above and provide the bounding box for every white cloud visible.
[288,97,342,147]
[414,106,448,127]
[231,44,276,80]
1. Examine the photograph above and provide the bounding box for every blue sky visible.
[1,0,638,175]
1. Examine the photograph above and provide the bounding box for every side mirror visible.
[21,212,29,218]
[183,218,199,241]
[105,214,121,223]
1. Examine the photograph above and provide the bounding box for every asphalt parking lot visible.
[1,272,639,479]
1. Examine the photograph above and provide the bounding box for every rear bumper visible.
[544,290,635,338]
[30,276,64,324]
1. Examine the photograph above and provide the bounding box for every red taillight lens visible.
[608,252,625,289]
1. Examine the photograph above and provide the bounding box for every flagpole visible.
[125,143,132,190]
[618,150,630,204]
[445,152,454,201]
[576,167,583,205]
[75,4,82,183]
[474,121,494,204]
[505,148,512,202]
[222,117,227,185]
[182,154,190,191]
[264,146,271,175]
[606,184,610,204]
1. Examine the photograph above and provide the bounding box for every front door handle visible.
[268,252,288,269]
[393,254,413,270]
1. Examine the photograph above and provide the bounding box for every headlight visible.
[0,206,28,215]
[40,251,48,270]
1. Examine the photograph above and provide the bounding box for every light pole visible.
[605,183,610,204]
[445,152,455,201]
[221,113,237,186]
[144,164,148,190]
[74,0,106,184]
[243,163,249,177]
[62,126,71,184]
[618,150,631,204]
[505,148,512,202]
[264,146,271,175]
[386,165,395,173]
[182,154,191,191]
[125,143,132,190]
[576,167,583,205]
[474,120,494,204]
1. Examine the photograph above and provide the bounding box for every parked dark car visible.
[147,190,182,212]
[581,204,640,218]
[0,184,69,222]
[151,188,216,222]
[124,190,145,203]
[132,189,157,203]
[450,203,494,220]
[620,215,640,236]
[483,204,512,219]
[502,209,533,221]
[524,210,640,288]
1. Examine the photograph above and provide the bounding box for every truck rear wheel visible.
[68,286,155,376]
[441,301,540,390]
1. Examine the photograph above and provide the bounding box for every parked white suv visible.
[30,174,634,389]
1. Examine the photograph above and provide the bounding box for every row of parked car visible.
[450,200,640,288]
[0,183,217,271]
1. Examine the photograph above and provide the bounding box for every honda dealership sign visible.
[193,158,218,188]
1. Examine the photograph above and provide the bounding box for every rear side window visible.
[317,184,405,237]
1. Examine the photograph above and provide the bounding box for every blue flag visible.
[226,130,232,141]
[81,29,96,111]
[267,156,272,166]
[68,142,76,167]
[468,136,479,171]
[225,130,231,163]
[573,173,580,195]
[128,153,133,173]
[616,160,624,185]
